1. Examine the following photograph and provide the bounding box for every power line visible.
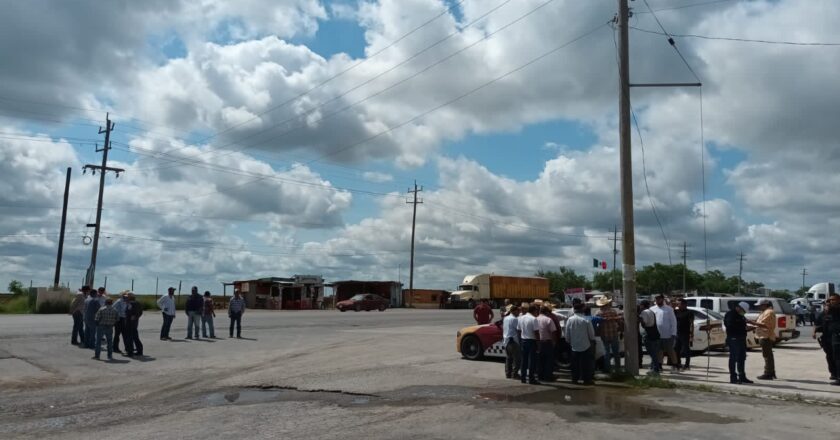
[639,0,703,82]
[631,26,840,46]
[137,0,551,173]
[636,0,734,14]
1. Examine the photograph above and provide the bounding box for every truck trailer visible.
[448,274,549,309]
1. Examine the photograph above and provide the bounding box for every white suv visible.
[684,296,799,343]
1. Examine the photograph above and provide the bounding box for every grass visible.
[37,300,70,314]
[0,295,33,313]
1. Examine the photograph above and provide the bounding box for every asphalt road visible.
[0,309,838,440]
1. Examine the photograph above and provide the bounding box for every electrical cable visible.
[148,0,477,161]
[640,0,703,82]
[635,0,733,14]
[631,26,840,47]
[137,0,549,173]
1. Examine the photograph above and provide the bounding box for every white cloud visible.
[362,171,393,183]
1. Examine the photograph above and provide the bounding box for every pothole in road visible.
[201,385,739,425]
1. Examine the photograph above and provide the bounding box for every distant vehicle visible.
[336,294,389,312]
[684,296,798,343]
[448,274,549,309]
[806,282,834,302]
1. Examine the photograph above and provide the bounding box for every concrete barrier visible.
[35,287,72,310]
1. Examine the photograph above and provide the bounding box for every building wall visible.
[403,289,449,308]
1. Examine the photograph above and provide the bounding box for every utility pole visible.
[737,252,746,294]
[611,226,619,294]
[407,181,423,308]
[53,167,71,288]
[801,268,808,290]
[617,0,639,376]
[680,242,689,295]
[83,113,123,287]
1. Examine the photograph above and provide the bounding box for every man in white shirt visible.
[503,305,522,379]
[650,295,679,371]
[157,287,177,341]
[518,304,540,384]
[565,303,596,385]
[536,306,558,382]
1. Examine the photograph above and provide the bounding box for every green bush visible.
[37,300,70,314]
[0,295,34,314]
[136,296,160,311]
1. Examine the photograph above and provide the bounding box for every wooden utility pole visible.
[407,181,423,308]
[83,114,124,287]
[612,226,619,294]
[737,252,746,294]
[801,268,807,290]
[681,242,688,295]
[53,167,71,288]
[617,0,639,376]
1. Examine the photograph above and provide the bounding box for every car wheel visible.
[378,305,386,311]
[460,335,484,361]
[339,307,346,312]
[354,304,361,312]
[467,300,476,310]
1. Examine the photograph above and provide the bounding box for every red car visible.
[336,294,389,312]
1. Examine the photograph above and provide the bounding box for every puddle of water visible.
[472,388,735,425]
[203,388,376,408]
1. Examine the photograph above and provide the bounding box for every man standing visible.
[97,287,107,306]
[639,300,661,374]
[157,287,177,340]
[112,291,129,354]
[124,293,144,358]
[596,297,623,373]
[83,290,100,349]
[503,305,521,379]
[651,295,678,372]
[674,298,694,371]
[93,298,118,360]
[724,301,754,384]
[228,289,246,339]
[185,287,203,340]
[518,304,540,384]
[754,299,777,380]
[536,305,558,382]
[473,299,494,325]
[69,286,89,345]
[815,294,840,385]
[565,302,596,385]
[202,291,216,339]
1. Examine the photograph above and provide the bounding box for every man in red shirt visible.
[473,299,494,325]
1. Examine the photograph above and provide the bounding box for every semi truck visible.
[448,274,550,309]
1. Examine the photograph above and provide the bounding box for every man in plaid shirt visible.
[595,297,624,373]
[93,298,119,361]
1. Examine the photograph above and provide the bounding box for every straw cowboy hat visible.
[595,296,613,307]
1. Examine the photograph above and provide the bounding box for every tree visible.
[770,290,793,301]
[592,270,622,292]
[636,263,702,295]
[8,280,26,296]
[536,267,590,299]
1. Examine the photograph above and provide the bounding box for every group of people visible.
[69,285,249,361]
[794,301,818,326]
[69,286,144,360]
[475,292,840,387]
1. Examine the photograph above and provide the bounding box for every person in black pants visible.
[228,290,246,338]
[124,293,144,357]
[724,301,753,384]
[674,298,694,370]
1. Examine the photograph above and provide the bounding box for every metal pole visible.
[86,114,114,287]
[54,167,71,288]
[618,0,639,376]
[131,279,134,291]
[155,277,159,299]
[683,242,687,295]
[612,226,618,294]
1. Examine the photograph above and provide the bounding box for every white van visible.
[683,296,799,343]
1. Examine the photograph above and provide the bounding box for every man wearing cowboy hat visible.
[754,299,777,380]
[69,285,89,346]
[595,296,623,373]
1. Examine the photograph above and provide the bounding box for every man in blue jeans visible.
[595,297,623,373]
[639,300,661,374]
[228,289,246,338]
[518,304,540,384]
[93,298,118,360]
[185,287,203,340]
[724,301,754,384]
[566,302,596,385]
[83,290,100,349]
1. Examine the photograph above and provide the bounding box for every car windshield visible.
[350,294,366,301]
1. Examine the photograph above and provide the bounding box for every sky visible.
[1,0,839,294]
